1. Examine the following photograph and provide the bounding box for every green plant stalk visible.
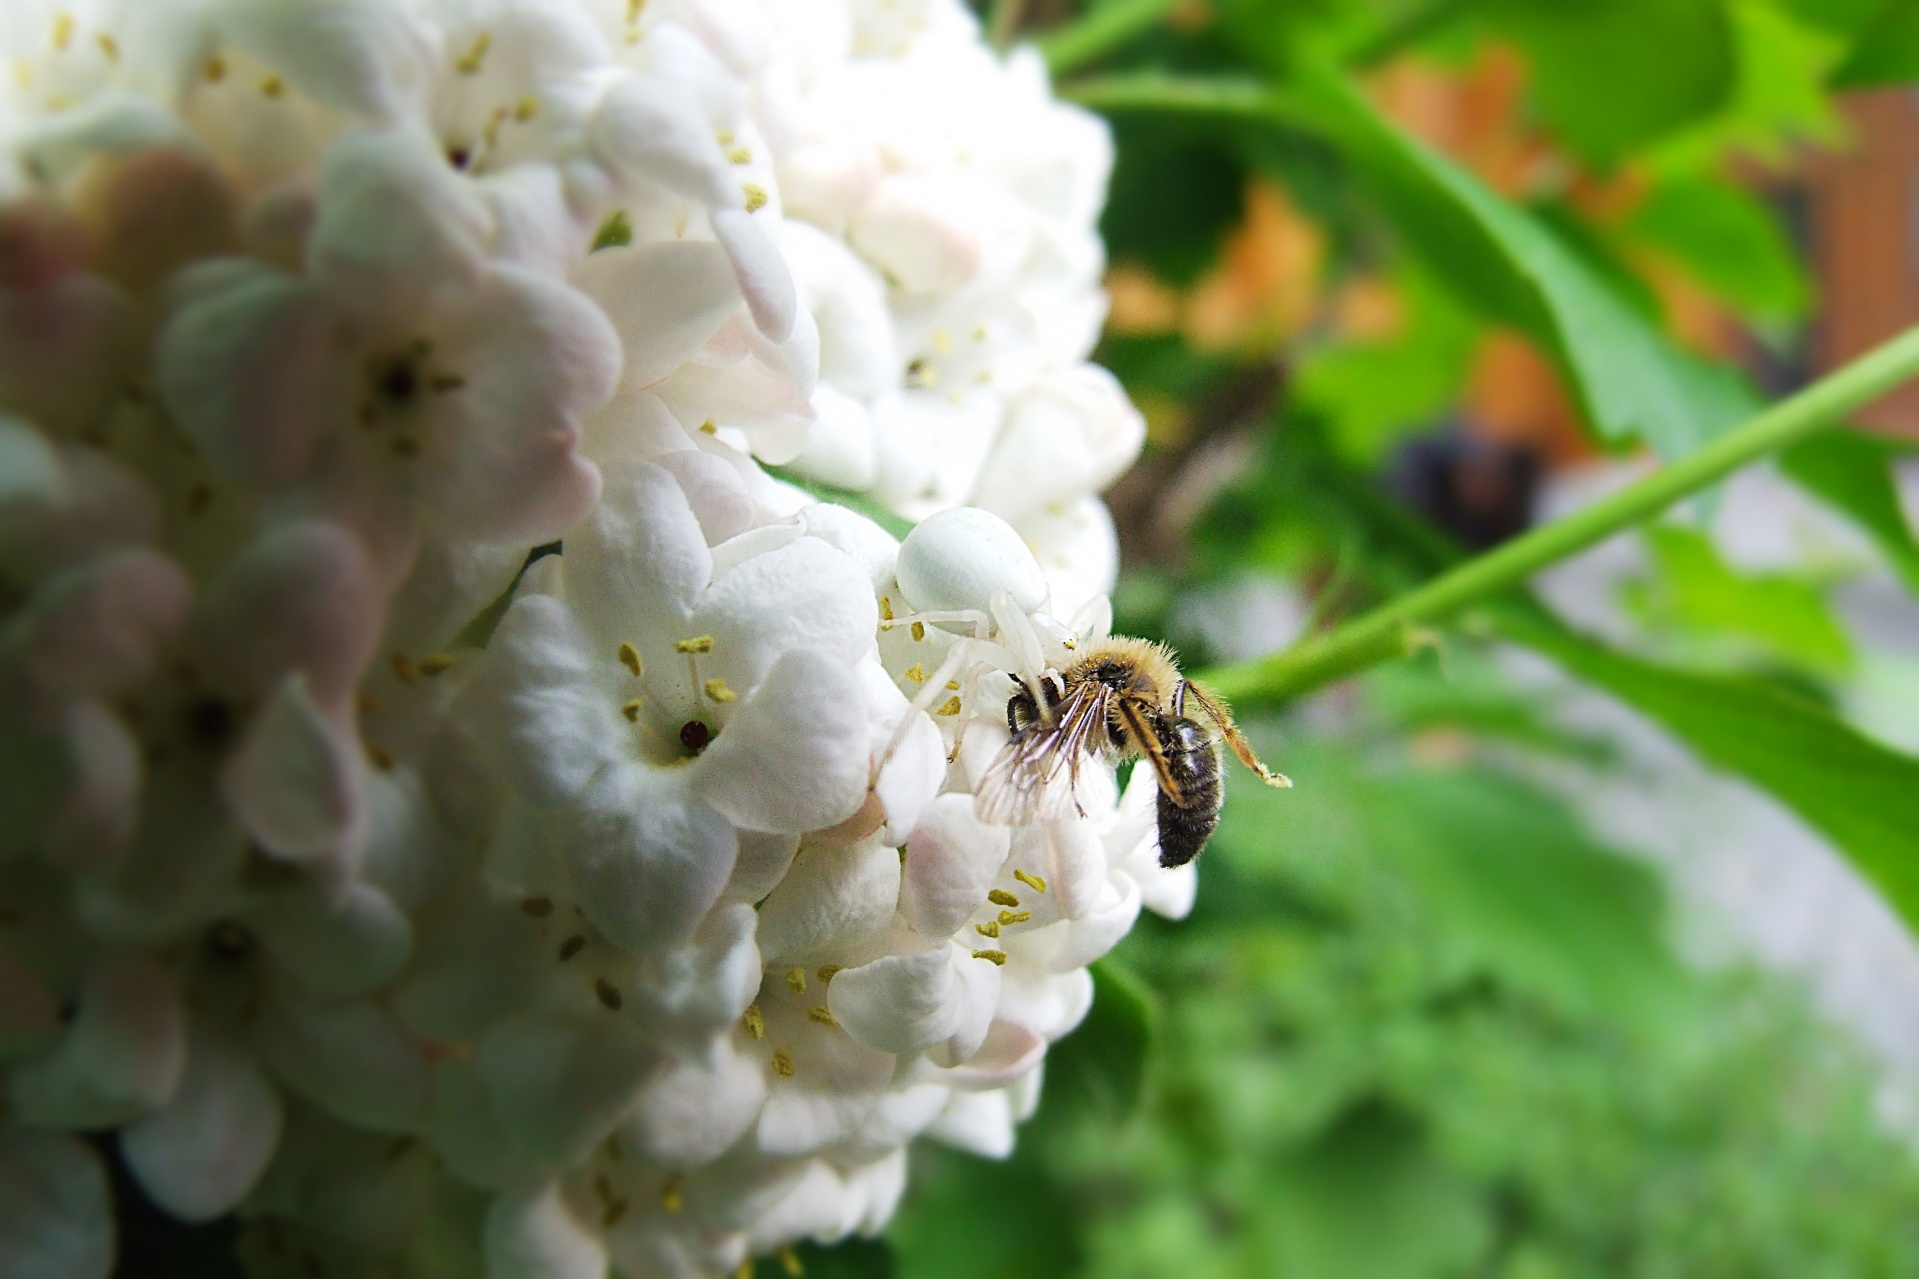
[1201,325,1919,705]
[1038,0,1185,76]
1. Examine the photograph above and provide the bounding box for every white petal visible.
[590,74,739,209]
[121,1030,283,1222]
[0,938,60,1058]
[799,504,899,592]
[829,941,995,1058]
[154,266,332,486]
[216,0,437,121]
[787,384,876,491]
[251,880,412,996]
[632,903,763,1045]
[484,1183,609,1279]
[1005,876,1141,975]
[0,1132,111,1279]
[555,762,738,956]
[390,882,551,1043]
[7,549,191,697]
[1018,496,1120,623]
[754,1000,893,1157]
[926,1088,1015,1159]
[308,129,490,323]
[622,1038,768,1167]
[253,997,428,1133]
[7,952,186,1128]
[1042,817,1106,922]
[475,1011,655,1170]
[901,793,1011,939]
[995,967,1093,1042]
[974,366,1146,526]
[651,449,754,546]
[693,536,878,695]
[220,672,364,870]
[561,460,711,647]
[754,837,899,967]
[691,649,869,836]
[894,507,1047,624]
[711,208,795,342]
[0,275,137,436]
[936,1020,1046,1090]
[722,829,800,907]
[44,699,142,873]
[574,240,740,393]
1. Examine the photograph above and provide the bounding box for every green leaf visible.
[759,466,915,539]
[1832,0,1919,86]
[1498,608,1919,934]
[775,1239,896,1279]
[1630,523,1854,672]
[1626,177,1812,321]
[1283,64,1762,457]
[1774,0,1889,35]
[1038,957,1156,1127]
[1480,0,1737,165]
[1779,431,1919,593]
[1101,115,1248,285]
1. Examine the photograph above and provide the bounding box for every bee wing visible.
[974,682,1110,826]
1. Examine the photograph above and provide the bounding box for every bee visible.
[975,636,1289,867]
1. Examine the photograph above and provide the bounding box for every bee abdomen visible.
[1155,716,1222,869]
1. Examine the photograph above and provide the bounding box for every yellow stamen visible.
[904,663,926,683]
[699,419,718,434]
[988,889,1020,907]
[742,183,768,212]
[771,1048,795,1077]
[998,910,1031,926]
[703,678,737,703]
[514,93,538,121]
[420,652,455,676]
[203,54,226,82]
[675,635,714,654]
[52,13,74,51]
[456,31,491,75]
[95,32,118,61]
[880,597,895,623]
[975,920,1000,938]
[726,147,752,165]
[911,622,926,642]
[661,1175,683,1213]
[1014,869,1048,893]
[972,949,1008,965]
[785,967,807,995]
[390,654,419,685]
[807,1005,839,1027]
[816,965,843,984]
[260,74,284,98]
[945,680,960,690]
[617,642,643,676]
[741,1004,765,1039]
[935,696,961,716]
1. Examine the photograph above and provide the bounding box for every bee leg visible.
[1116,696,1186,807]
[1179,681,1291,788]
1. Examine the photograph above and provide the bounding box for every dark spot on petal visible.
[206,920,255,961]
[679,719,711,753]
[595,978,623,1011]
[378,358,418,404]
[184,696,235,750]
[558,935,586,962]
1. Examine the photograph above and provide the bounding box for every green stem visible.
[1201,325,1919,705]
[987,0,1027,52]
[1061,71,1286,119]
[1349,0,1472,68]
[1038,0,1184,76]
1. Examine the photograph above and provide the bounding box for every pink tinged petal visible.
[478,165,580,280]
[753,838,899,967]
[828,942,995,1058]
[253,997,429,1133]
[847,174,1023,296]
[308,129,490,322]
[622,1038,769,1167]
[484,1183,609,1279]
[778,138,880,240]
[575,241,741,392]
[928,947,1000,1068]
[220,672,365,870]
[996,967,1093,1042]
[710,208,795,342]
[691,649,870,835]
[0,1132,111,1279]
[154,267,331,486]
[590,75,740,210]
[458,595,625,807]
[196,520,384,711]
[0,274,137,436]
[7,549,191,697]
[217,0,437,121]
[557,763,738,956]
[8,952,186,1128]
[0,939,61,1058]
[721,829,799,907]
[936,1020,1046,1091]
[427,267,618,544]
[694,538,879,694]
[475,1012,655,1171]
[926,1088,1015,1159]
[754,999,894,1157]
[251,881,412,996]
[901,794,1011,939]
[44,699,142,873]
[120,1031,283,1222]
[651,450,754,546]
[561,460,711,646]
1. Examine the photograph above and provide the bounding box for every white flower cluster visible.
[0,1,1159,1276]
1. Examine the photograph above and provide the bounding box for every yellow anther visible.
[617,642,642,676]
[771,1048,795,1077]
[779,1248,804,1277]
[1063,635,1077,649]
[716,129,734,145]
[742,183,768,212]
[622,700,642,723]
[727,147,752,165]
[456,31,491,74]
[1013,869,1048,893]
[628,0,645,21]
[741,1004,765,1039]
[661,1175,683,1214]
[699,419,718,434]
[935,696,961,716]
[52,13,74,51]
[972,949,1008,966]
[513,94,538,121]
[785,967,807,995]
[904,663,926,683]
[203,53,226,82]
[420,653,455,676]
[807,1005,839,1027]
[95,32,118,61]
[975,920,1000,938]
[595,978,623,1011]
[987,889,1020,907]
[703,678,737,703]
[390,653,419,685]
[932,330,952,352]
[998,910,1031,926]
[972,326,988,341]
[816,965,843,984]
[945,680,960,690]
[260,74,284,98]
[974,369,993,385]
[675,635,715,654]
[911,622,926,642]
[880,597,895,623]
[917,365,941,389]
